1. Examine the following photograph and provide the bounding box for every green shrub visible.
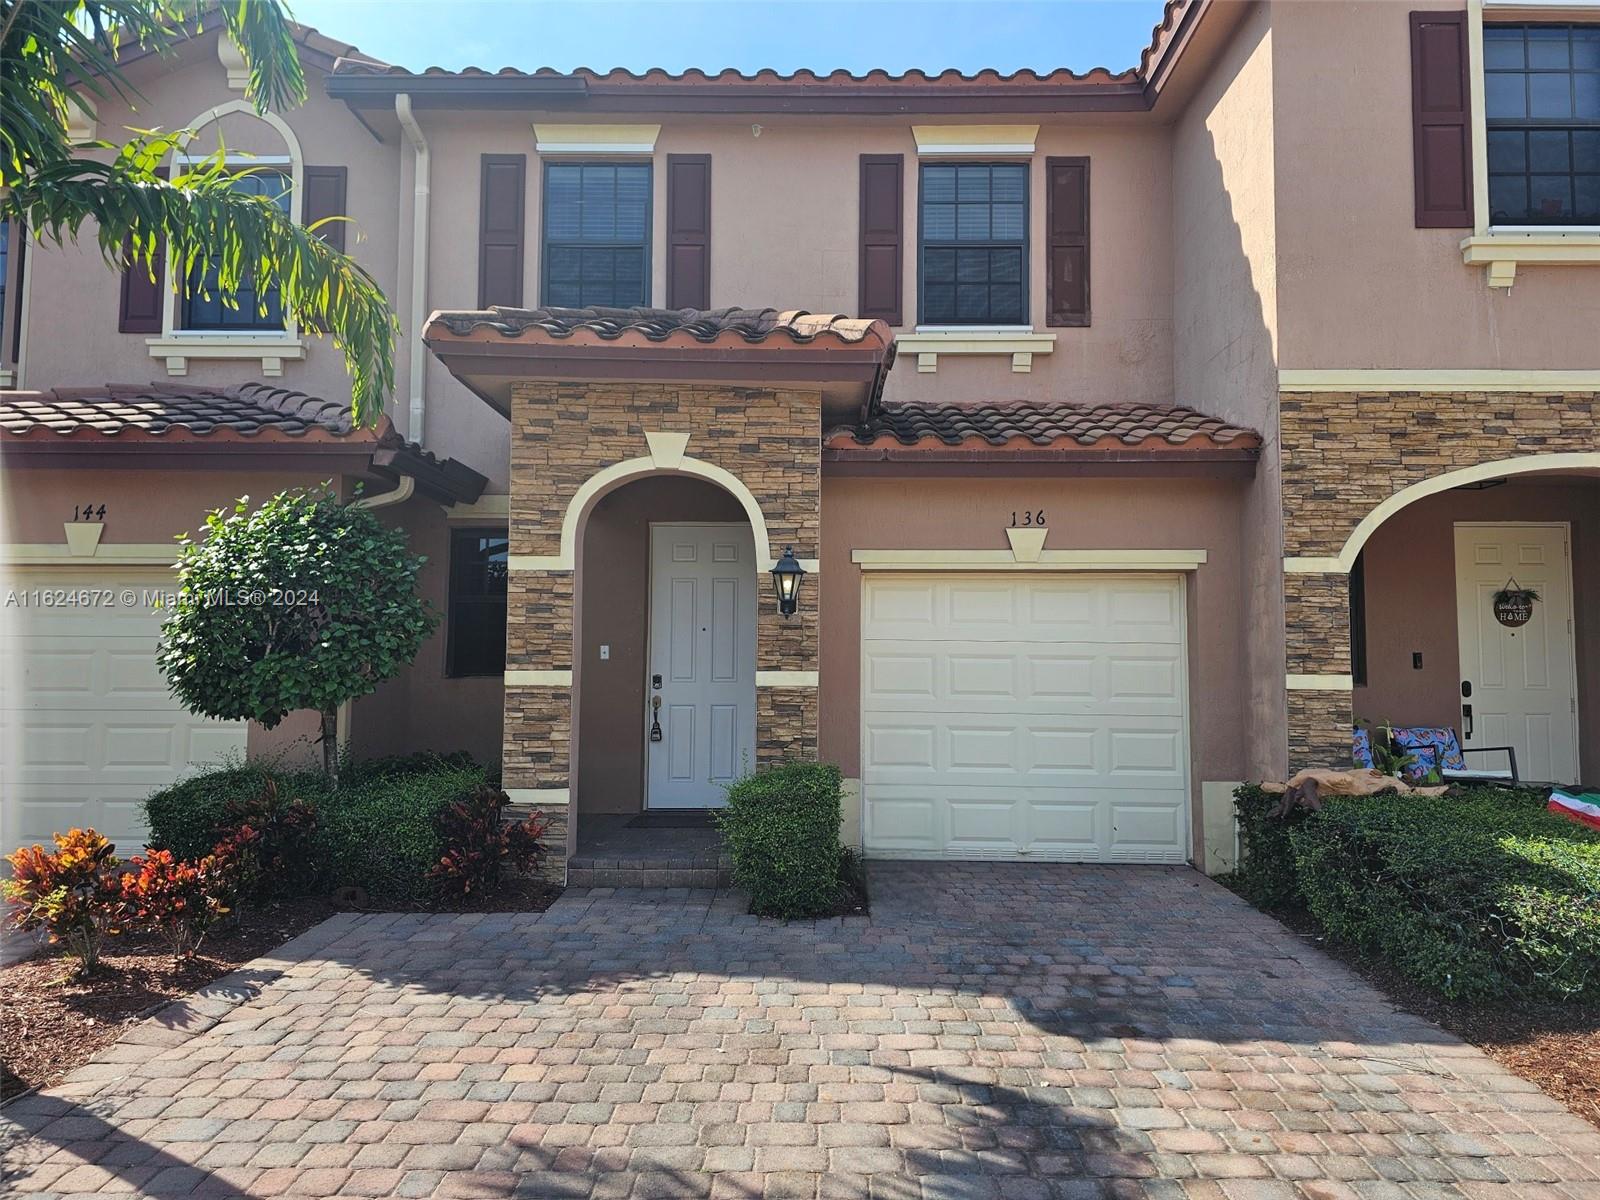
[1291,788,1600,1002]
[717,762,844,918]
[1226,783,1315,910]
[317,763,489,904]
[145,759,326,860]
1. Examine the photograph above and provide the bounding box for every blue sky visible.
[288,0,1165,75]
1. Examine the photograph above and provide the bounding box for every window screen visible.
[919,163,1028,325]
[181,171,291,330]
[542,162,651,308]
[1484,24,1600,225]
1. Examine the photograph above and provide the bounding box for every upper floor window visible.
[918,163,1028,326]
[181,170,291,330]
[542,162,651,308]
[1485,24,1600,225]
[447,528,509,678]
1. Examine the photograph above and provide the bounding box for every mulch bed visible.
[1282,916,1600,1130]
[0,880,562,1105]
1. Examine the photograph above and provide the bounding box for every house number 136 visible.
[1010,510,1045,527]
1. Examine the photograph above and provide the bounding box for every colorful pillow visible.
[1352,728,1374,769]
[1392,726,1466,772]
[1399,744,1439,783]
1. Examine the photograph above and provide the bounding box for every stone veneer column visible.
[503,381,823,883]
[1278,388,1599,771]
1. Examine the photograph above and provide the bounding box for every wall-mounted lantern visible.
[770,546,806,618]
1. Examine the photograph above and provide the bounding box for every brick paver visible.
[4,863,1599,1198]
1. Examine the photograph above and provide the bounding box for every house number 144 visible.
[1010,510,1045,527]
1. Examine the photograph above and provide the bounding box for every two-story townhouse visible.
[3,0,1596,885]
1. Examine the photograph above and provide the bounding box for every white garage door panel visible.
[862,573,1190,865]
[2,575,248,853]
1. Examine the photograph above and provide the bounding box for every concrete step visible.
[566,862,732,888]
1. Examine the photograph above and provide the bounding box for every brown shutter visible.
[1046,157,1090,328]
[478,154,526,308]
[119,168,165,334]
[858,154,902,325]
[666,155,711,310]
[1410,10,1474,229]
[303,166,348,252]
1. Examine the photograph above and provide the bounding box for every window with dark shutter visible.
[447,528,509,678]
[666,155,710,310]
[859,155,903,325]
[918,162,1027,326]
[479,154,526,309]
[1484,23,1600,225]
[1411,10,1475,228]
[1046,157,1090,327]
[542,161,651,308]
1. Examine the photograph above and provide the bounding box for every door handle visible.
[649,694,663,743]
[1462,704,1473,740]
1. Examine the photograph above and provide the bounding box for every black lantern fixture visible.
[770,546,806,618]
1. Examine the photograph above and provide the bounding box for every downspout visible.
[396,94,430,445]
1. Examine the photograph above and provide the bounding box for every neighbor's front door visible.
[1454,523,1580,784]
[645,523,757,808]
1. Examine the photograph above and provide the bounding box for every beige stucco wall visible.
[1269,0,1600,370]
[818,472,1253,866]
[1354,478,1600,775]
[573,475,745,816]
[1172,1,1286,781]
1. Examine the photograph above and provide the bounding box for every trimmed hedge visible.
[143,753,491,905]
[1230,784,1600,1002]
[717,762,844,918]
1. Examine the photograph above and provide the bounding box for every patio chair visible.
[1390,725,1519,785]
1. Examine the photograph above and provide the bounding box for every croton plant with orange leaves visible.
[3,829,123,973]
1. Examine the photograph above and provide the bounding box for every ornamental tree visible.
[158,487,436,786]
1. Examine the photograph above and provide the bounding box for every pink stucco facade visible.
[6,1,1600,873]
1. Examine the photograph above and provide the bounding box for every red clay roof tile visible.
[0,382,358,440]
[427,305,893,350]
[826,400,1260,453]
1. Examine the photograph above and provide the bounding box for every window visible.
[1349,551,1368,688]
[542,162,651,307]
[918,162,1028,325]
[180,171,291,330]
[1484,24,1600,225]
[447,529,508,678]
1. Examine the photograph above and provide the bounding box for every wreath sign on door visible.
[1491,578,1540,631]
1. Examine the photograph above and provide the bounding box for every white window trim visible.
[896,328,1056,374]
[533,124,660,155]
[912,125,1039,156]
[1463,0,1600,286]
[150,102,305,375]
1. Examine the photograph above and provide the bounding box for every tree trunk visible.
[320,707,339,790]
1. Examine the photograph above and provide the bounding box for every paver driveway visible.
[4,863,1599,1199]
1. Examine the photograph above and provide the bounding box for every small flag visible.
[1547,790,1600,832]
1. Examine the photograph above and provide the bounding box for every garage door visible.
[861,573,1190,863]
[1,573,248,854]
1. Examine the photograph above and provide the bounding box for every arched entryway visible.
[570,473,758,831]
[1286,456,1600,784]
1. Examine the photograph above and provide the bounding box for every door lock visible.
[649,694,663,743]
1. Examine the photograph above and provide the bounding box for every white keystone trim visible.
[506,669,573,687]
[1279,368,1600,392]
[533,124,660,154]
[1287,452,1600,573]
[1005,527,1047,562]
[1286,674,1354,691]
[912,124,1039,155]
[506,788,570,807]
[756,671,819,687]
[851,549,1207,572]
[645,431,690,469]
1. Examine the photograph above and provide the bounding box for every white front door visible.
[860,573,1191,862]
[1454,523,1580,784]
[645,524,757,808]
